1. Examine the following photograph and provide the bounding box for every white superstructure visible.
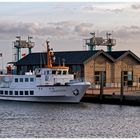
[0,41,90,103]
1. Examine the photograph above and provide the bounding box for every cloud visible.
[0,21,94,40]
[0,21,73,39]
[131,4,140,10]
[48,21,76,27]
[82,6,95,12]
[0,22,40,35]
[114,26,140,39]
[0,20,140,43]
[82,4,124,14]
[106,8,124,13]
[74,23,94,36]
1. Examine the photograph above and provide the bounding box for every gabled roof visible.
[15,50,140,66]
[84,50,115,64]
[15,50,100,66]
[106,50,140,63]
[106,51,128,59]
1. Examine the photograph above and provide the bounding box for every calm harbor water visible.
[0,101,140,138]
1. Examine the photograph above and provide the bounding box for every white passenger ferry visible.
[0,41,90,103]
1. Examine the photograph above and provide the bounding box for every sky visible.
[0,2,140,68]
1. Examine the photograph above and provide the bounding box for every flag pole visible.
[0,52,3,70]
[2,56,3,71]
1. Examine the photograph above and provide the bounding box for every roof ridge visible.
[106,50,129,53]
[31,50,100,54]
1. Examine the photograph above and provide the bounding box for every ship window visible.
[15,78,18,82]
[30,78,34,82]
[44,71,48,75]
[36,75,41,77]
[25,91,28,95]
[20,91,23,95]
[9,91,13,95]
[63,71,67,75]
[20,78,23,82]
[15,91,18,95]
[47,71,49,74]
[58,71,61,75]
[0,90,3,95]
[5,91,8,95]
[30,91,34,95]
[52,70,56,74]
[25,78,28,82]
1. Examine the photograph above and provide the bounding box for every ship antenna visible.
[62,58,65,66]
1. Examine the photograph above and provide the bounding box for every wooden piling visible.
[120,71,124,102]
[100,71,104,101]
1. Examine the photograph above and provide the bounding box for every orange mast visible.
[46,40,69,69]
[46,40,54,68]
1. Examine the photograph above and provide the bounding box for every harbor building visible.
[15,49,140,88]
[84,50,140,88]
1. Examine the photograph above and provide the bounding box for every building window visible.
[25,78,28,82]
[15,78,18,82]
[15,91,18,95]
[30,78,34,82]
[0,90,3,95]
[123,71,127,75]
[30,91,34,95]
[94,71,100,84]
[139,77,140,83]
[9,91,13,95]
[128,71,133,81]
[95,71,100,75]
[25,91,28,95]
[123,71,133,86]
[20,91,23,95]
[20,78,23,82]
[94,71,106,86]
[5,91,8,95]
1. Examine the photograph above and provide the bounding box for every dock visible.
[82,87,140,106]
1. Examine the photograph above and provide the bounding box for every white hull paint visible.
[0,96,82,103]
[0,82,90,103]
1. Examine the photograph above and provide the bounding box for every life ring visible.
[73,89,79,96]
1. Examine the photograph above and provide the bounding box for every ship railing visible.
[0,75,13,83]
[70,77,86,83]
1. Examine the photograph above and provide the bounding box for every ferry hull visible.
[0,82,90,103]
[0,96,82,103]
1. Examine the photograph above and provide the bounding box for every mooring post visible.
[120,71,124,103]
[100,71,104,101]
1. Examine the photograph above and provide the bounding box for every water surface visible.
[0,100,140,138]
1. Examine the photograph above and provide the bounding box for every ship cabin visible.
[32,40,74,85]
[34,67,74,85]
